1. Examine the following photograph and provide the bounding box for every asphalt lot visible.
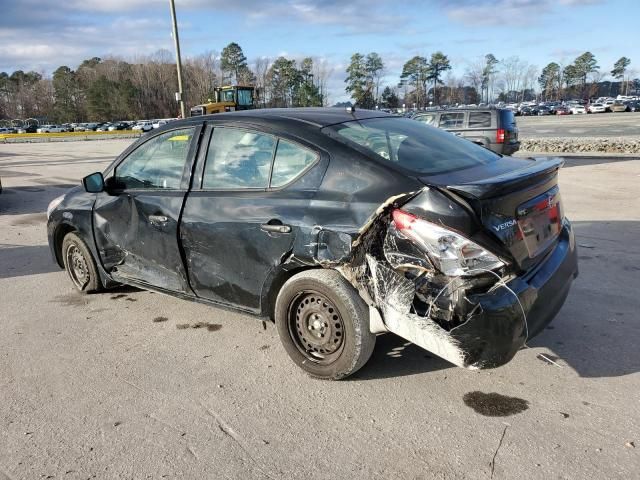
[517,111,640,138]
[1,139,639,479]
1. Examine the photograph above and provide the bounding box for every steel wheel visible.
[65,243,90,290]
[288,290,345,365]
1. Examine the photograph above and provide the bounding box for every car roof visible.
[414,108,503,113]
[172,107,394,129]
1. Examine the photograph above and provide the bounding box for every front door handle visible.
[261,222,292,234]
[149,214,169,225]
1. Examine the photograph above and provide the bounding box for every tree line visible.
[0,42,331,122]
[345,50,637,109]
[1,42,637,122]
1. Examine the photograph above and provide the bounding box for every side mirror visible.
[82,172,104,193]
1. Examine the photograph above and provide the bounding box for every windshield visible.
[237,89,253,106]
[323,117,500,175]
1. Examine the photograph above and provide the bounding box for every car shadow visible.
[561,156,638,168]
[0,184,78,215]
[525,219,640,378]
[351,334,453,381]
[0,244,60,279]
[107,284,143,295]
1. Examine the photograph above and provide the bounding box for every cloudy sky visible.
[0,0,637,102]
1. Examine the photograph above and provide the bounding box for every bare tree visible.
[253,56,271,107]
[185,50,218,105]
[464,57,484,103]
[312,57,333,106]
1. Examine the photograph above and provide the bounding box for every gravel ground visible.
[520,136,640,154]
[1,140,639,479]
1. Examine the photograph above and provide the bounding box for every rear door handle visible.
[149,214,169,225]
[261,223,291,234]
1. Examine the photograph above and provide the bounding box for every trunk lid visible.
[418,156,564,271]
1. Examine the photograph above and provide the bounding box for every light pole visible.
[169,0,185,118]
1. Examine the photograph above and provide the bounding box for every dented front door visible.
[93,127,200,293]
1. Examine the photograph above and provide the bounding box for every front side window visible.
[271,140,318,188]
[202,128,276,189]
[439,112,465,129]
[323,117,499,175]
[114,128,194,189]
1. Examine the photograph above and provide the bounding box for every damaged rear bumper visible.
[450,220,578,368]
[369,220,578,369]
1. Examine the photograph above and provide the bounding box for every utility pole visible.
[169,0,185,119]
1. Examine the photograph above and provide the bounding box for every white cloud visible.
[443,0,601,25]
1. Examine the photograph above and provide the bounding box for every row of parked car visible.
[0,118,179,135]
[507,97,640,116]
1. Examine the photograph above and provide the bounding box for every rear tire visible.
[275,269,376,380]
[61,232,102,293]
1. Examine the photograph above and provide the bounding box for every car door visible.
[180,125,323,312]
[93,125,201,293]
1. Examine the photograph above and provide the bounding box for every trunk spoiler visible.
[439,157,564,200]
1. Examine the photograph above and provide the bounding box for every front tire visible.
[61,232,102,293]
[275,269,376,380]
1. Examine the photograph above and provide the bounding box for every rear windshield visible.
[322,117,499,175]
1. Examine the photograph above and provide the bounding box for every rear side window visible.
[468,112,491,128]
[203,128,276,189]
[271,140,318,188]
[324,117,499,175]
[439,112,464,128]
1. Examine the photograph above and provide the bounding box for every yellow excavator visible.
[190,85,256,116]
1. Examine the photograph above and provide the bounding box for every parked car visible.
[152,119,169,129]
[411,108,520,155]
[132,121,153,132]
[17,124,38,133]
[587,103,606,114]
[537,106,552,116]
[625,101,640,112]
[37,125,64,133]
[555,106,571,115]
[569,105,586,114]
[610,100,627,113]
[46,108,577,379]
[0,127,16,134]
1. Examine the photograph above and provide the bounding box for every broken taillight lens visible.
[391,209,504,276]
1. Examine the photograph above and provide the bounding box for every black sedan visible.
[47,108,578,379]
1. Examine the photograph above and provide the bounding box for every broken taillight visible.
[496,128,505,144]
[391,209,504,277]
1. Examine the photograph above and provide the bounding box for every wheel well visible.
[264,266,318,321]
[53,224,76,268]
